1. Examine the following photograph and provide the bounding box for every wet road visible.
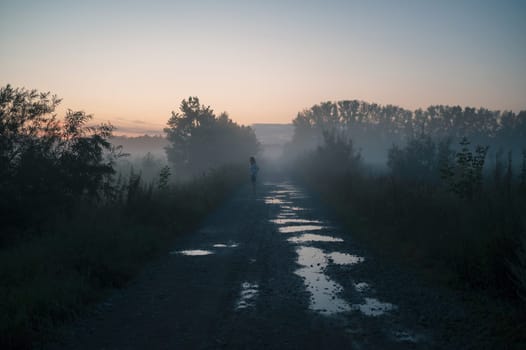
[47,181,437,349]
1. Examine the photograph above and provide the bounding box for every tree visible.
[0,84,118,233]
[387,135,439,183]
[441,137,489,200]
[164,97,259,176]
[289,99,525,165]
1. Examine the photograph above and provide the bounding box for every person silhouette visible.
[249,156,259,195]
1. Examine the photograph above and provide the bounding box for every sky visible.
[1,0,525,134]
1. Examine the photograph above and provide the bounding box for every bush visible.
[0,85,120,243]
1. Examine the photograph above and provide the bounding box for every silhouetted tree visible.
[158,165,171,190]
[164,97,259,176]
[0,84,118,234]
[289,99,526,164]
[387,135,439,183]
[441,137,489,200]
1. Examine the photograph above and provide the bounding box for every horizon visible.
[1,0,525,135]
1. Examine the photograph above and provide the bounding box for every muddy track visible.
[45,181,471,349]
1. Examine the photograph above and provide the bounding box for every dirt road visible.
[46,181,469,349]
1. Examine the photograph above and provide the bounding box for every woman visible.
[249,156,259,195]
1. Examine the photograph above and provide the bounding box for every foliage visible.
[158,165,171,190]
[387,135,441,183]
[295,131,362,195]
[287,99,526,164]
[315,131,361,176]
[0,85,119,239]
[164,97,259,177]
[440,137,489,200]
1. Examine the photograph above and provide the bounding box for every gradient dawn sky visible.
[1,0,525,134]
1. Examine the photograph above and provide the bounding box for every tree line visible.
[287,100,526,164]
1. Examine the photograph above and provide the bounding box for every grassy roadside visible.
[0,165,244,350]
[296,172,526,348]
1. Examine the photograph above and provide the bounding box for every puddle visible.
[352,297,396,316]
[264,197,289,205]
[281,205,306,211]
[235,282,259,310]
[274,184,299,190]
[271,189,300,195]
[295,267,351,314]
[294,247,351,314]
[354,282,370,292]
[327,252,364,265]
[294,247,366,315]
[213,243,239,248]
[270,218,322,225]
[277,212,297,218]
[270,181,395,318]
[293,246,392,318]
[287,234,344,243]
[279,225,326,233]
[170,249,213,256]
[296,247,363,268]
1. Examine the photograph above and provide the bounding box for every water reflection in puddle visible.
[270,182,397,318]
[271,189,300,195]
[327,252,364,265]
[352,297,396,316]
[295,267,351,314]
[277,212,297,218]
[170,249,213,256]
[282,205,306,211]
[213,243,239,248]
[279,225,326,233]
[287,234,344,243]
[294,247,365,315]
[264,197,289,205]
[270,218,322,225]
[235,282,259,310]
[274,184,299,190]
[296,247,364,268]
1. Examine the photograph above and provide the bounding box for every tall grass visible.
[0,164,244,350]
